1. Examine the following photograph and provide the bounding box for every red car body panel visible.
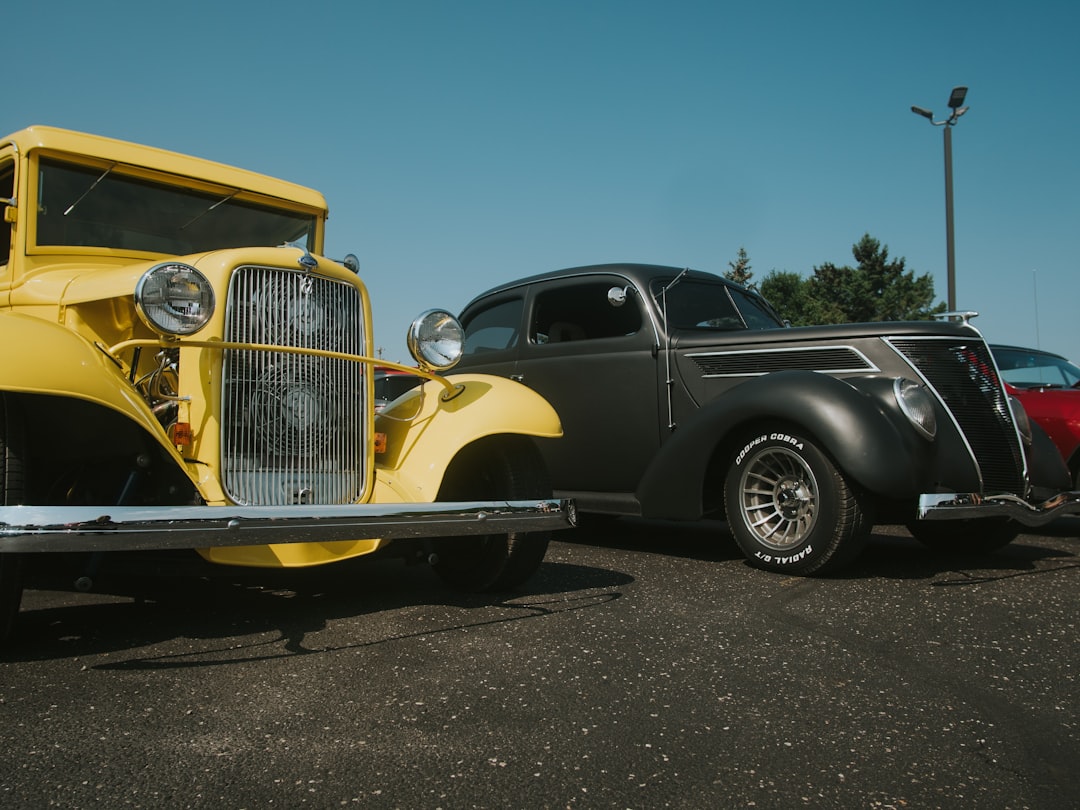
[993,345,1080,481]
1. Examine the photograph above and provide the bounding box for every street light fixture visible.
[911,85,969,311]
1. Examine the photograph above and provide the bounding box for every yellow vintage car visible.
[0,126,572,644]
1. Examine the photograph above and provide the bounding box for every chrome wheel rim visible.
[738,447,819,551]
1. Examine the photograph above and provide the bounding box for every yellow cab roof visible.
[2,125,328,213]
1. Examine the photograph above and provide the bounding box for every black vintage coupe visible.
[455,263,1080,574]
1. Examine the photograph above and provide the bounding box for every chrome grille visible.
[221,265,366,505]
[888,337,1025,493]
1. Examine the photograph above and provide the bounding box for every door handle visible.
[510,373,525,383]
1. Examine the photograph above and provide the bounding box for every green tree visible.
[724,246,756,291]
[759,234,945,326]
[759,271,801,323]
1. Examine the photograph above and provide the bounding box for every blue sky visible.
[10,1,1078,363]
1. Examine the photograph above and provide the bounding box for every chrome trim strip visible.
[685,344,879,377]
[917,492,1080,526]
[0,499,575,554]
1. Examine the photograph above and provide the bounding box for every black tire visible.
[906,518,1019,554]
[430,436,551,591]
[0,394,26,643]
[724,428,870,575]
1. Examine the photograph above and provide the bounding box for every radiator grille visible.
[221,266,366,505]
[888,337,1025,493]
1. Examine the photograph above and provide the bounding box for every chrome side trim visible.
[686,344,879,377]
[917,492,1080,526]
[0,499,575,554]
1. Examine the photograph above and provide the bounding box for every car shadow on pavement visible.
[3,551,635,664]
[846,528,1080,583]
[559,517,742,563]
[564,515,1080,582]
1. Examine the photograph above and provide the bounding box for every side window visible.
[462,297,524,356]
[0,161,13,267]
[532,280,643,344]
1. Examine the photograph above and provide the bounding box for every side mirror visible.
[607,286,628,307]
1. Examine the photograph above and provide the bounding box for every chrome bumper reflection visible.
[0,499,576,554]
[918,492,1080,526]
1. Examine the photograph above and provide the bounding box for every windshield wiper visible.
[181,191,238,231]
[63,164,115,216]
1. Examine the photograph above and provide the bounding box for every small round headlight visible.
[894,378,937,440]
[407,309,464,370]
[135,263,215,335]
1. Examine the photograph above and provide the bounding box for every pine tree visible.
[758,235,946,325]
[724,247,756,291]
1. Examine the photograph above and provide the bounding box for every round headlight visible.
[407,309,464,370]
[135,263,215,335]
[894,378,937,440]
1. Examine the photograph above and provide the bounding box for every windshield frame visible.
[27,152,322,260]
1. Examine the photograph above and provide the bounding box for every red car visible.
[992,345,1080,487]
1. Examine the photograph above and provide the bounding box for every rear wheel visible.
[724,428,870,575]
[0,394,26,643]
[430,436,552,591]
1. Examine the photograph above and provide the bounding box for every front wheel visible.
[430,436,552,592]
[724,429,870,575]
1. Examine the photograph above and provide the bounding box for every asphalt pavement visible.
[1,519,1077,809]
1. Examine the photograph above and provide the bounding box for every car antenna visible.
[656,268,689,431]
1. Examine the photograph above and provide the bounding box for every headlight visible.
[894,378,937,440]
[135,262,215,335]
[407,309,463,370]
[1008,395,1033,446]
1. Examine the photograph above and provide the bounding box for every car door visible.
[512,274,662,493]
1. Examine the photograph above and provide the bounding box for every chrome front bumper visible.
[0,499,576,554]
[918,492,1080,526]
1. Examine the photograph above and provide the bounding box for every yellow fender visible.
[0,312,180,459]
[375,373,563,502]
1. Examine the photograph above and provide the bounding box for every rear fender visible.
[375,373,562,502]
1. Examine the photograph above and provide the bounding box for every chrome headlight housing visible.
[407,309,464,371]
[135,262,215,335]
[894,378,937,440]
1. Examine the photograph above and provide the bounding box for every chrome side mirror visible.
[607,286,628,307]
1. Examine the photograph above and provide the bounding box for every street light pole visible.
[943,122,956,311]
[912,86,969,312]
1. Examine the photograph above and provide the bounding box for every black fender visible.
[636,370,950,520]
[1027,420,1071,495]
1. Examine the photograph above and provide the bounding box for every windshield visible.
[35,158,317,255]
[994,347,1080,389]
[651,277,785,331]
